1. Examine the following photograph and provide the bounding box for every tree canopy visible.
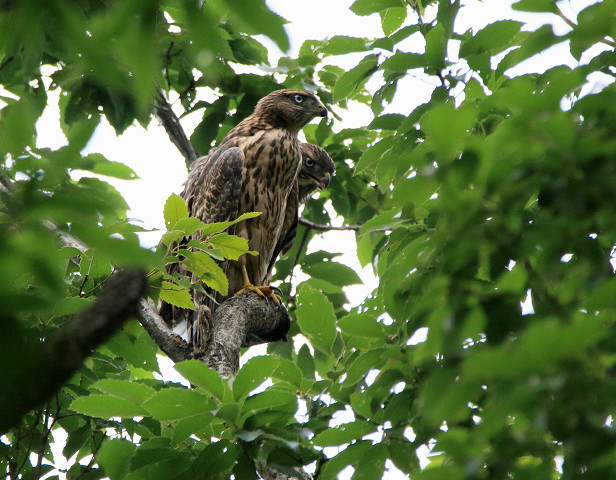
[1,0,616,479]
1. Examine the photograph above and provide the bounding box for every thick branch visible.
[138,298,195,363]
[154,89,199,167]
[0,269,147,434]
[201,293,290,377]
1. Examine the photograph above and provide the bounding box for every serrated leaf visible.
[159,282,195,310]
[70,395,147,418]
[143,388,215,421]
[174,359,228,401]
[201,211,262,236]
[333,54,379,101]
[296,284,337,353]
[174,217,206,237]
[90,379,156,404]
[208,233,250,260]
[182,250,228,295]
[164,194,188,229]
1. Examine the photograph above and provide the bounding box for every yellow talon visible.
[235,265,282,304]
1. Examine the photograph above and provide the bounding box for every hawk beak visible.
[318,173,331,190]
[318,105,328,117]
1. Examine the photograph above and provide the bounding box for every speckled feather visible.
[265,143,335,281]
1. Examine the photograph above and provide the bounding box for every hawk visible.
[160,89,327,345]
[265,143,335,282]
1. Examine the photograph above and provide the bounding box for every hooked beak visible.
[318,104,328,117]
[316,173,331,190]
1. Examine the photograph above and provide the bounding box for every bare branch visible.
[154,89,199,167]
[298,217,361,232]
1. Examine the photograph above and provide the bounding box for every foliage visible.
[2,0,616,479]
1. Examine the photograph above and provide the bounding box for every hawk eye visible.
[293,94,304,104]
[303,156,314,167]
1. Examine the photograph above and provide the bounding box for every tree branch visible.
[154,89,199,167]
[298,217,360,232]
[0,269,147,434]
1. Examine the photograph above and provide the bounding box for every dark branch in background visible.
[298,217,360,232]
[154,89,199,167]
[0,269,147,434]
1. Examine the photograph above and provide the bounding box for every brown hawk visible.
[160,89,327,345]
[265,143,335,282]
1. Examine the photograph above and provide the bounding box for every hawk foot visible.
[235,284,282,305]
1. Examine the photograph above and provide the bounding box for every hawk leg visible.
[235,264,282,305]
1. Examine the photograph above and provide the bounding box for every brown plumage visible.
[159,89,327,346]
[265,143,335,281]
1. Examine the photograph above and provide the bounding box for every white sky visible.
[27,1,611,478]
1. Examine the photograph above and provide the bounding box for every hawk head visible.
[298,143,335,202]
[254,89,327,133]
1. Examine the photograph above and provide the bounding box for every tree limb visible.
[154,89,199,168]
[0,269,147,434]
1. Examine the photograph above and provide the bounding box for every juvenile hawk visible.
[160,89,327,345]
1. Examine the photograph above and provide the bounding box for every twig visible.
[556,4,615,48]
[298,218,361,232]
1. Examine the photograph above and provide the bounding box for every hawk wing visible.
[159,145,246,345]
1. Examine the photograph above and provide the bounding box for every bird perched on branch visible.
[160,89,327,346]
[265,143,334,281]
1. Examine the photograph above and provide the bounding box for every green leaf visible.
[143,388,215,421]
[333,54,379,101]
[422,102,477,160]
[159,282,195,310]
[174,359,228,401]
[296,284,337,353]
[302,261,362,287]
[70,395,147,418]
[512,0,557,13]
[201,211,262,236]
[318,36,368,55]
[98,439,136,480]
[85,153,138,180]
[350,0,403,16]
[90,379,156,404]
[460,20,523,57]
[233,355,280,401]
[163,194,188,229]
[338,313,384,338]
[313,420,376,447]
[173,217,207,237]
[355,136,395,175]
[182,250,228,295]
[208,233,250,260]
[380,51,428,72]
[381,7,406,36]
[215,0,289,51]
